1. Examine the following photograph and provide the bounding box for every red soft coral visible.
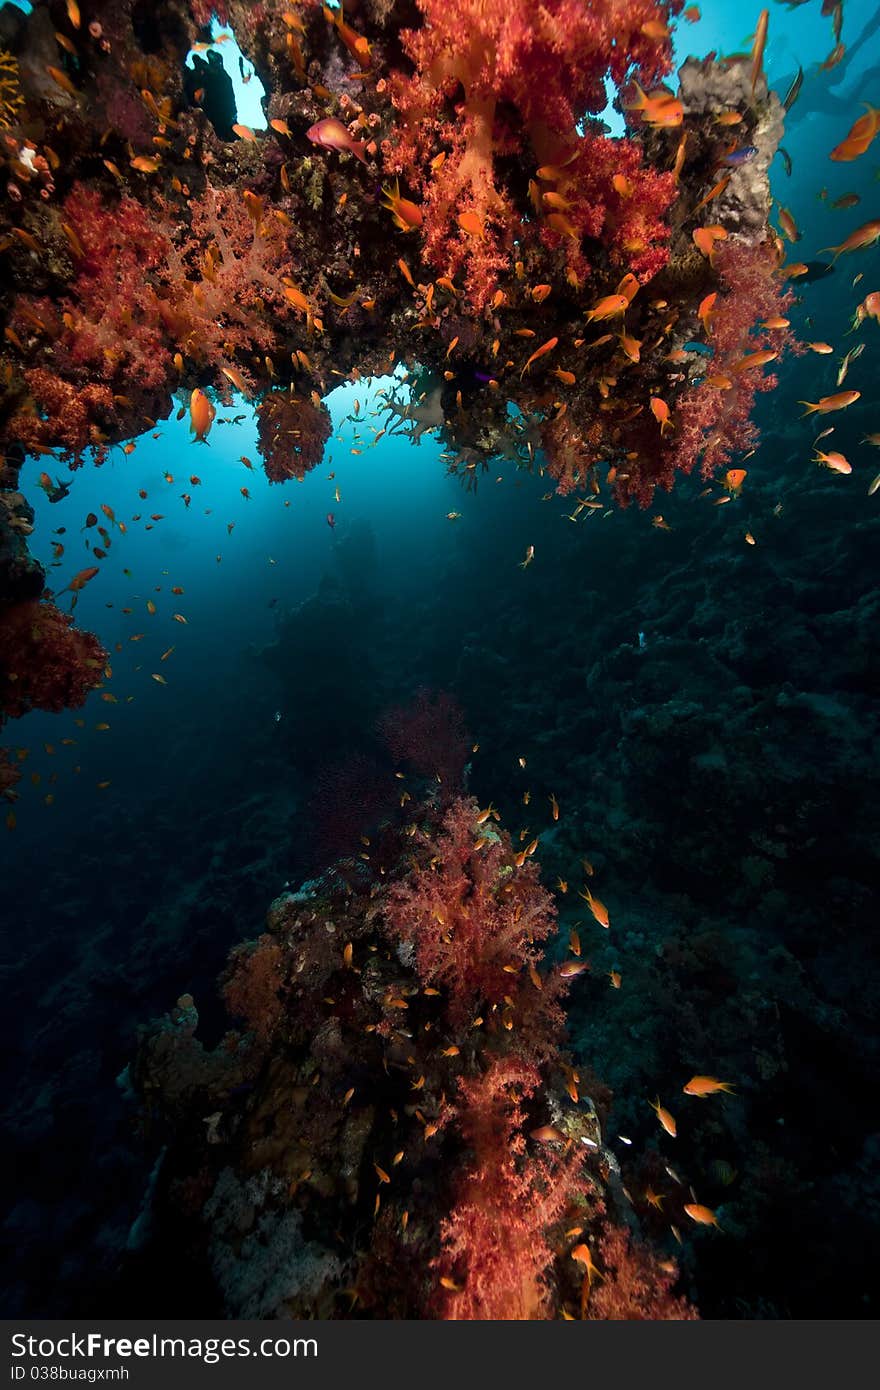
[44,185,175,395]
[586,1226,698,1319]
[384,795,562,1034]
[6,370,118,465]
[384,0,679,309]
[0,599,107,719]
[615,236,799,507]
[433,1055,588,1319]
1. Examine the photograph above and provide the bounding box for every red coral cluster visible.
[6,370,117,463]
[587,1226,699,1319]
[384,0,679,307]
[433,1056,586,1319]
[385,795,564,1037]
[0,598,107,719]
[134,787,695,1318]
[597,237,799,508]
[256,389,332,482]
[38,185,175,395]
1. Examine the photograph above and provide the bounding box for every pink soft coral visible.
[586,1226,698,1319]
[433,1056,587,1319]
[385,795,563,1035]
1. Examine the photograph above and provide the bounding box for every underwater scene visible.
[0,0,878,1322]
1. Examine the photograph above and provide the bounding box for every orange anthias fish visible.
[684,1203,720,1228]
[814,449,852,474]
[323,4,372,66]
[799,390,860,414]
[734,349,778,372]
[683,1075,737,1097]
[693,225,728,259]
[777,206,801,243]
[650,396,673,435]
[698,292,717,333]
[626,82,683,128]
[381,180,422,232]
[585,293,629,322]
[579,886,610,928]
[650,1097,677,1137]
[457,210,485,239]
[520,337,558,377]
[820,220,880,262]
[750,9,769,97]
[724,468,747,494]
[189,388,215,442]
[830,105,880,161]
[306,118,369,165]
[66,566,99,592]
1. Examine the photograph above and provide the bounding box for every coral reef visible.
[129,795,693,1319]
[0,0,796,775]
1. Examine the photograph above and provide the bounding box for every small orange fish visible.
[67,566,99,592]
[626,82,683,128]
[585,293,629,322]
[693,225,728,259]
[777,205,801,243]
[691,174,731,218]
[579,886,610,928]
[381,179,423,232]
[46,65,78,97]
[650,1097,677,1137]
[819,42,846,74]
[190,388,215,442]
[684,1203,720,1227]
[559,960,590,979]
[734,348,778,372]
[530,1125,565,1143]
[830,105,880,162]
[307,118,369,164]
[650,396,673,436]
[799,390,860,414]
[457,210,485,239]
[814,449,852,474]
[820,220,880,262]
[724,468,747,494]
[683,1075,736,1097]
[750,8,769,96]
[698,292,717,333]
[520,337,558,377]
